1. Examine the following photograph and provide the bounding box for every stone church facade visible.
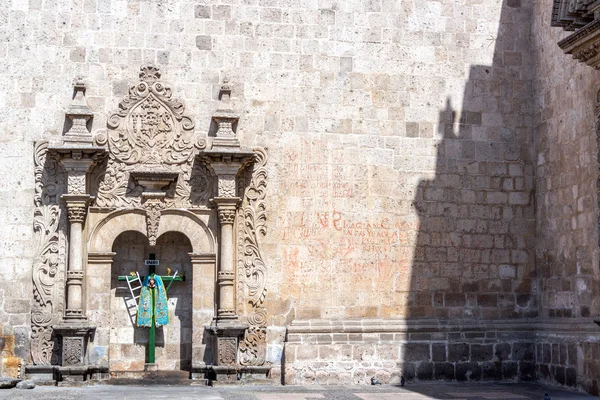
[1,0,600,394]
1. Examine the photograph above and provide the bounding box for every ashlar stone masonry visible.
[0,0,598,395]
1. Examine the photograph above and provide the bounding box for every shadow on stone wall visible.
[401,0,537,383]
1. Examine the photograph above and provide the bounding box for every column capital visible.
[62,194,92,224]
[218,209,236,225]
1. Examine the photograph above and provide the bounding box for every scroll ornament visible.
[237,147,269,366]
[31,142,66,365]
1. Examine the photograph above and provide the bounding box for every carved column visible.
[63,195,91,319]
[47,80,105,382]
[214,198,240,319]
[203,79,257,381]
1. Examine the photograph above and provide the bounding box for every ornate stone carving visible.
[62,337,83,366]
[143,199,166,247]
[552,0,595,31]
[173,156,214,208]
[32,142,66,365]
[66,204,87,224]
[239,327,266,366]
[236,147,269,366]
[67,171,86,194]
[217,337,237,366]
[90,65,210,210]
[107,64,195,166]
[212,79,240,149]
[218,209,236,225]
[218,175,236,197]
[63,79,94,146]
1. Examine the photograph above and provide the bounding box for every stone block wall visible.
[532,0,600,394]
[284,320,537,385]
[0,0,597,392]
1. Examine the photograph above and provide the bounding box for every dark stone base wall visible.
[284,319,599,391]
[284,319,538,385]
[535,326,600,396]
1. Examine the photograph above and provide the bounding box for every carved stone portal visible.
[30,65,270,383]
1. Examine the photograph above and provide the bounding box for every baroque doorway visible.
[30,64,270,384]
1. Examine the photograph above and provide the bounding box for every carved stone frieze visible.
[236,148,269,366]
[32,142,67,365]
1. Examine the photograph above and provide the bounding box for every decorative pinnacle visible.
[69,79,92,116]
[220,78,232,97]
[139,64,161,84]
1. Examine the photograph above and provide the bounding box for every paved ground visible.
[0,383,596,400]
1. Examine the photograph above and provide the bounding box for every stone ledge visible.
[287,318,599,335]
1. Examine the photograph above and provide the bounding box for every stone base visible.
[0,378,21,389]
[144,363,158,372]
[26,364,108,386]
[108,370,191,385]
[25,365,58,385]
[192,365,274,386]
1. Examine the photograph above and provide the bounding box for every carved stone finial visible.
[139,64,161,84]
[220,79,232,98]
[64,79,94,145]
[211,78,240,148]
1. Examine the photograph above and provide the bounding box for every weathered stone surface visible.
[16,380,35,389]
[0,378,20,389]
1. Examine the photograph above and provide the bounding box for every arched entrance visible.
[86,209,216,373]
[108,230,193,371]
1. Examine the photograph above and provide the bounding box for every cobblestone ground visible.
[0,383,596,400]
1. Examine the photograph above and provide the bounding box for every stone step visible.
[108,370,193,385]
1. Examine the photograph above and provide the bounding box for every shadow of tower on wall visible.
[400,0,537,383]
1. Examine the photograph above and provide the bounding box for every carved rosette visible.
[90,65,212,210]
[32,142,67,365]
[236,148,269,366]
[67,171,86,194]
[218,175,237,197]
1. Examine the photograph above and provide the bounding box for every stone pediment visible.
[104,65,198,166]
[91,65,213,209]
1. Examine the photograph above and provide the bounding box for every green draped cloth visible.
[137,274,169,327]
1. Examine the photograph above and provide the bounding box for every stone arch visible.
[88,208,215,254]
[157,209,215,253]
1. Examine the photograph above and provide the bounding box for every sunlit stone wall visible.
[0,0,540,385]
